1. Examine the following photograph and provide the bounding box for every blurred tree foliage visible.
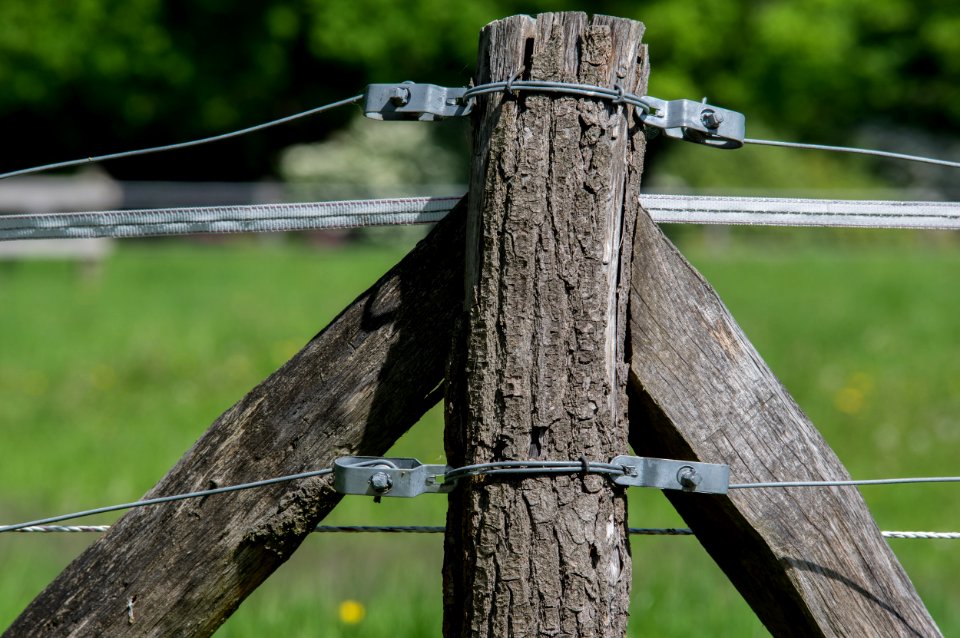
[0,0,957,180]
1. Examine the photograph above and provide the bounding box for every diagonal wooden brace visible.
[7,194,942,637]
[5,202,467,638]
[626,207,941,637]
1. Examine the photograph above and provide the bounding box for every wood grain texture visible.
[443,13,648,637]
[6,203,466,638]
[627,208,941,636]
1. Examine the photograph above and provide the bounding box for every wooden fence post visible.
[443,13,647,637]
[7,11,943,638]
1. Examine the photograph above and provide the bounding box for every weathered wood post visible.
[7,11,942,638]
[443,13,647,636]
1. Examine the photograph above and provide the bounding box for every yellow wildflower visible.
[835,372,872,415]
[834,386,864,414]
[338,599,366,625]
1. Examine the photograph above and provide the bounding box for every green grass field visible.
[0,230,958,636]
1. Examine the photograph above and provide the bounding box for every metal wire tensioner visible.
[362,81,747,149]
[2,454,959,533]
[4,78,956,181]
[332,454,731,499]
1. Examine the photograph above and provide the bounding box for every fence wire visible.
[0,96,363,181]
[2,459,957,536]
[1,81,958,550]
[8,524,959,540]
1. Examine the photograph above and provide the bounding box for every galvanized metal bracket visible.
[333,455,729,498]
[333,456,454,498]
[362,82,744,149]
[611,455,730,494]
[637,97,745,149]
[363,83,471,121]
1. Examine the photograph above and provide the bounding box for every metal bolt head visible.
[677,466,702,490]
[369,471,393,493]
[701,109,724,129]
[388,87,411,106]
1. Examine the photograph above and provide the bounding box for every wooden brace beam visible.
[5,202,466,637]
[626,207,941,637]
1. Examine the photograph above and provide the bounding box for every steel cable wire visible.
[3,80,960,183]
[0,469,333,533]
[743,137,960,170]
[2,458,960,534]
[0,95,363,181]
[8,524,960,540]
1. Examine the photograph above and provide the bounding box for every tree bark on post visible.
[443,13,647,637]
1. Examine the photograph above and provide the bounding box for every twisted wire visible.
[9,524,958,540]
[729,476,960,489]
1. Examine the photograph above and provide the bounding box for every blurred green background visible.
[1,240,958,636]
[0,0,959,636]
[1,0,959,191]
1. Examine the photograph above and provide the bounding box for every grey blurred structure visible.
[0,172,120,262]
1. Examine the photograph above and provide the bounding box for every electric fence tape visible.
[1,80,957,240]
[3,194,960,242]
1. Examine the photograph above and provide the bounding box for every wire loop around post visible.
[504,68,522,94]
